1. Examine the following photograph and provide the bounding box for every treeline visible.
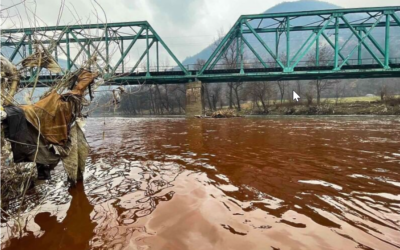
[92,84,186,115]
[90,77,400,116]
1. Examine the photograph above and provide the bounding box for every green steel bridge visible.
[1,6,400,86]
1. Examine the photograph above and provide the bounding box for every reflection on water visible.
[5,182,95,249]
[2,116,400,250]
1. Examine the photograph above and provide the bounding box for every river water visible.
[2,116,400,250]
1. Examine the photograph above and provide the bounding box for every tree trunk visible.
[260,99,266,112]
[316,81,321,105]
[229,83,233,109]
[212,95,217,110]
[234,87,241,111]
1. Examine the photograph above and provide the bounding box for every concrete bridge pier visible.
[185,81,203,117]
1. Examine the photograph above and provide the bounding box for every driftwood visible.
[211,109,240,118]
[0,56,20,105]
[0,48,99,207]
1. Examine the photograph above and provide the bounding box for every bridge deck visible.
[24,63,400,86]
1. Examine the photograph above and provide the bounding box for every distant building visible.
[365,94,375,97]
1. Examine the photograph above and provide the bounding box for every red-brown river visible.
[2,116,400,250]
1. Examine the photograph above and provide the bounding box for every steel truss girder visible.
[198,6,400,76]
[1,21,189,76]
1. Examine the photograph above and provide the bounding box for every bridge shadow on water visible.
[6,182,96,250]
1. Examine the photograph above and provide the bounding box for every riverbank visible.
[90,99,400,118]
[248,101,400,116]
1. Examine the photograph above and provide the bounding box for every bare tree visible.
[245,82,273,113]
[306,45,339,105]
[305,84,314,106]
[274,53,289,104]
[334,81,346,105]
[210,84,222,110]
[276,80,289,104]
[214,31,246,111]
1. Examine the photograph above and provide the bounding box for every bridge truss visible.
[1,21,188,85]
[1,6,400,86]
[198,6,400,82]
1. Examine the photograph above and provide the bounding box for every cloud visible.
[147,0,206,28]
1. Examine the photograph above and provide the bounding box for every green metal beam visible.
[240,21,245,74]
[286,17,290,68]
[385,14,391,68]
[156,41,159,72]
[105,27,109,72]
[242,35,269,68]
[334,16,340,70]
[391,12,400,26]
[340,15,385,69]
[24,67,400,86]
[321,32,350,66]
[210,33,236,70]
[240,6,400,20]
[120,38,124,73]
[70,39,90,69]
[88,41,112,72]
[148,25,189,75]
[235,30,240,68]
[130,39,156,74]
[1,21,149,34]
[198,18,240,74]
[69,31,103,73]
[358,29,362,65]
[316,33,319,66]
[362,30,385,56]
[275,30,279,61]
[146,27,150,77]
[8,34,27,62]
[339,32,354,54]
[245,22,397,34]
[289,31,314,66]
[244,20,285,69]
[1,35,154,46]
[112,27,144,73]
[66,32,71,70]
[291,15,334,69]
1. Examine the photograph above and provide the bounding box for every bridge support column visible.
[186,81,203,117]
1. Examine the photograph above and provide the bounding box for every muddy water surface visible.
[2,116,400,250]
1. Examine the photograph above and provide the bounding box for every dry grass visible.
[322,96,381,103]
[240,95,394,109]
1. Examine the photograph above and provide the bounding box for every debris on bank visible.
[210,109,241,118]
[1,49,103,204]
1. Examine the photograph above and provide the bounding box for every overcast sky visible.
[2,0,399,62]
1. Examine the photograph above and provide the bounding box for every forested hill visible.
[181,0,341,66]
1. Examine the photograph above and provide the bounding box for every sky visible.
[1,0,399,64]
